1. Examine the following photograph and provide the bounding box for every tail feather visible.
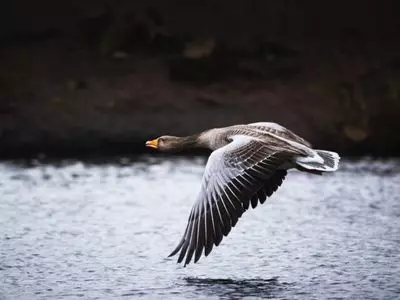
[295,150,340,172]
[316,150,339,170]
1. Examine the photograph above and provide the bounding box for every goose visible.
[146,122,340,266]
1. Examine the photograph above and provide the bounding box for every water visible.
[1,156,399,300]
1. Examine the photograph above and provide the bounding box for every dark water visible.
[1,156,399,300]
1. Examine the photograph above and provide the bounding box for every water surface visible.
[1,157,399,299]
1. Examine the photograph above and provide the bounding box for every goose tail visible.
[295,150,340,172]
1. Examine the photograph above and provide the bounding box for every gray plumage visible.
[146,122,340,266]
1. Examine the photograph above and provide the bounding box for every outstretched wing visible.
[168,135,301,266]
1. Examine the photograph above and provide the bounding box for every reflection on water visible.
[0,156,399,300]
[184,277,289,299]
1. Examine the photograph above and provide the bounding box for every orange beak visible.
[145,138,159,149]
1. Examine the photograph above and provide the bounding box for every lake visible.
[1,156,399,299]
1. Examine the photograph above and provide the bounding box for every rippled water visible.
[1,156,400,300]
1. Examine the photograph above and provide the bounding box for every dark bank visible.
[1,0,400,159]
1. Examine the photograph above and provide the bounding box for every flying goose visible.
[146,122,340,266]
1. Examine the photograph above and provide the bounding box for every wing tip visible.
[168,241,184,258]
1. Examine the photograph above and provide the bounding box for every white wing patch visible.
[202,135,258,191]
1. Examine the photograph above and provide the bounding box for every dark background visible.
[1,0,400,158]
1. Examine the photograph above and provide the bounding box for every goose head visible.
[146,135,190,152]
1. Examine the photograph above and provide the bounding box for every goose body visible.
[146,122,340,266]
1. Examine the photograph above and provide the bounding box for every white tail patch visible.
[295,150,340,172]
